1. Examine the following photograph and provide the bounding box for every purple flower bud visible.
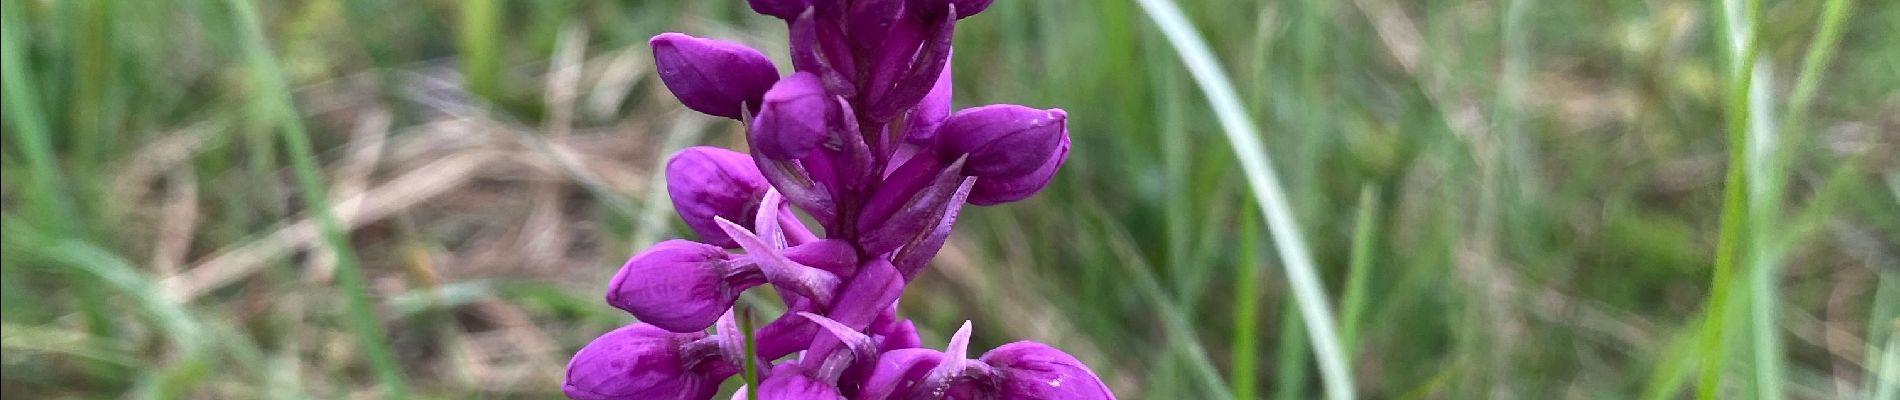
[751,72,834,160]
[935,105,1068,178]
[907,0,992,20]
[668,147,770,248]
[968,132,1068,205]
[978,341,1115,400]
[606,240,756,333]
[650,33,780,119]
[564,324,734,400]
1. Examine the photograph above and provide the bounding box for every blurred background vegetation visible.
[2,0,1897,398]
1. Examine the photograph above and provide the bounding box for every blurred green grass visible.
[3,0,1899,398]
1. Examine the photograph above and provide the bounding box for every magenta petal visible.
[904,59,954,146]
[856,348,946,400]
[784,239,861,277]
[858,156,966,256]
[757,364,846,400]
[649,33,779,119]
[748,0,814,19]
[968,132,1068,206]
[718,217,842,305]
[563,324,726,400]
[667,147,769,248]
[978,341,1116,400]
[866,9,954,122]
[752,72,834,160]
[856,154,949,240]
[907,0,992,20]
[606,240,748,333]
[935,105,1067,178]
[892,177,975,281]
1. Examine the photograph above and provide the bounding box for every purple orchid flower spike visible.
[576,1,1109,398]
[668,146,772,248]
[606,240,759,333]
[649,33,780,119]
[564,324,737,400]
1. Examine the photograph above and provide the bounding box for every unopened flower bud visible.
[606,240,757,333]
[979,341,1116,400]
[751,72,834,160]
[564,324,734,400]
[650,33,780,119]
[667,147,771,248]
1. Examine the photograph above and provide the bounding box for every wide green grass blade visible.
[1129,0,1354,398]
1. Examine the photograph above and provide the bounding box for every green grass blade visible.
[1129,0,1354,398]
[1339,185,1380,355]
[461,0,503,102]
[1784,0,1856,129]
[1231,208,1262,400]
[1271,299,1310,400]
[0,0,82,235]
[1696,0,1764,395]
[222,0,411,396]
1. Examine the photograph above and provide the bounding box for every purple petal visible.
[935,105,1067,178]
[979,341,1116,400]
[757,364,846,400]
[649,33,779,119]
[751,72,834,160]
[968,132,1068,205]
[866,8,954,122]
[790,9,858,97]
[904,59,954,146]
[755,156,839,230]
[797,312,879,380]
[892,177,975,281]
[799,259,905,370]
[905,321,973,399]
[748,0,814,19]
[667,147,769,248]
[858,156,966,256]
[907,0,993,20]
[717,217,842,305]
[784,239,861,277]
[606,240,751,333]
[563,324,728,400]
[856,154,947,236]
[857,348,946,400]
